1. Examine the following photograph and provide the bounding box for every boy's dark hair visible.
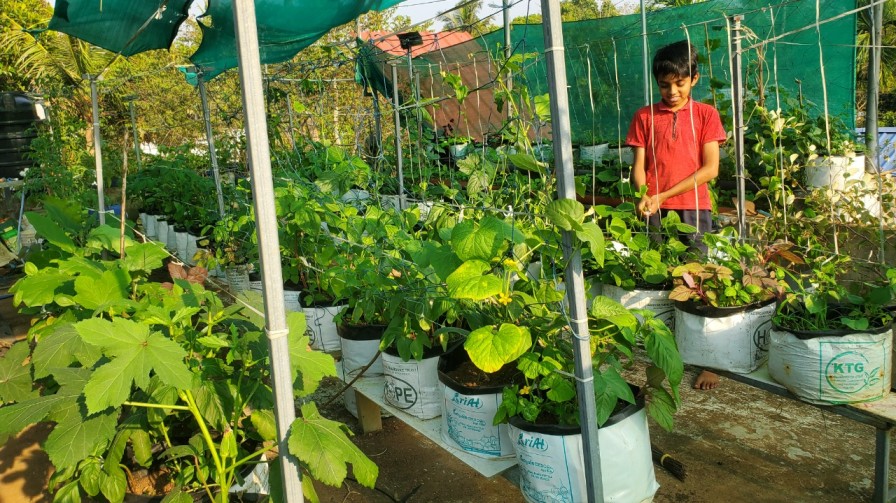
[652,40,699,79]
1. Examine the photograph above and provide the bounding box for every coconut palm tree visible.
[439,0,496,37]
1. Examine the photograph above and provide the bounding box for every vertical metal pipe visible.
[89,75,106,226]
[231,1,303,501]
[540,1,603,501]
[640,0,650,106]
[197,71,227,217]
[127,100,142,169]
[865,0,885,263]
[503,0,512,91]
[730,16,746,241]
[391,64,406,210]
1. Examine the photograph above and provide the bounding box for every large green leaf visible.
[11,267,73,307]
[546,199,585,232]
[643,319,684,398]
[33,322,102,379]
[464,324,530,373]
[44,407,118,470]
[77,318,192,413]
[73,268,132,311]
[55,256,104,279]
[446,260,503,300]
[451,216,513,262]
[288,402,377,488]
[0,393,77,435]
[287,311,335,396]
[0,341,35,403]
[589,296,637,330]
[26,211,76,253]
[576,222,606,268]
[121,242,169,273]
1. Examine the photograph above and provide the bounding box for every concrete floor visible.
[0,264,893,502]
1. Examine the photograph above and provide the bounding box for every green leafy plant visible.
[774,256,896,332]
[0,199,375,502]
[669,228,802,308]
[595,206,693,290]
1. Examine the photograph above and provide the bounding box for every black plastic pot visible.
[508,383,644,434]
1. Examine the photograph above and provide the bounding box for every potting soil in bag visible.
[382,351,441,420]
[440,384,514,458]
[768,327,892,405]
[603,284,675,331]
[674,300,774,373]
[304,305,344,352]
[509,406,658,503]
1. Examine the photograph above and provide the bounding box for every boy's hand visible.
[638,193,663,216]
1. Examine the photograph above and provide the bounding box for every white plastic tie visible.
[544,45,565,54]
[554,368,594,383]
[266,328,290,341]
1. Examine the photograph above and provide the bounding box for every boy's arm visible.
[640,141,720,214]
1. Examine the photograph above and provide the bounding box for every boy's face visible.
[656,73,699,111]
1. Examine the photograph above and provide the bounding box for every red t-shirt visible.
[625,99,727,210]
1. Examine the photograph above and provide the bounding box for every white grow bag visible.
[509,397,658,503]
[382,349,442,420]
[304,304,345,352]
[674,299,775,373]
[438,349,515,459]
[768,324,892,405]
[602,284,675,331]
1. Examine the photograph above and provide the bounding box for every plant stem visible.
[123,401,191,411]
[179,389,227,499]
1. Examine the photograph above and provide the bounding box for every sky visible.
[393,0,543,31]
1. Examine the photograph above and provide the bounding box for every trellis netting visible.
[358,0,857,146]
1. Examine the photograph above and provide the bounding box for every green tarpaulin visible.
[48,0,192,57]
[47,0,405,77]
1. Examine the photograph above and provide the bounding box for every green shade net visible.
[360,0,856,146]
[190,0,406,79]
[48,0,193,57]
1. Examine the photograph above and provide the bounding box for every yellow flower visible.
[503,258,518,269]
[520,385,531,395]
[496,292,513,306]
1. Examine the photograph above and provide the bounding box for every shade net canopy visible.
[48,0,193,57]
[191,0,405,78]
[47,0,405,78]
[359,0,857,146]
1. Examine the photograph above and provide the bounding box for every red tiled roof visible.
[361,31,474,58]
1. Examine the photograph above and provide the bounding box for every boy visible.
[625,40,727,390]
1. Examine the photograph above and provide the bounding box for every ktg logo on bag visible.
[825,350,880,394]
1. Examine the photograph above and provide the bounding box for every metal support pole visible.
[540,1,603,502]
[873,425,892,503]
[730,16,746,242]
[640,0,650,106]
[865,0,885,263]
[88,75,106,226]
[866,0,882,175]
[127,99,142,169]
[503,0,512,91]
[231,1,303,501]
[285,91,297,152]
[391,64,406,210]
[197,71,227,217]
